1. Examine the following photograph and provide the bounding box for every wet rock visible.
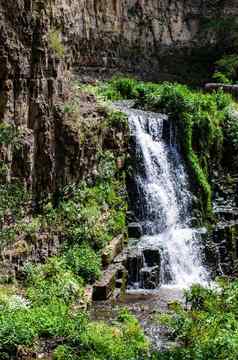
[116,279,123,288]
[143,248,161,267]
[113,250,128,267]
[204,241,219,272]
[162,118,170,142]
[140,266,160,289]
[206,221,238,276]
[214,208,238,222]
[128,222,143,239]
[126,248,144,284]
[126,210,138,223]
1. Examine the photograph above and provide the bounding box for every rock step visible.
[92,264,127,301]
[126,246,161,288]
[101,234,124,268]
[140,265,160,289]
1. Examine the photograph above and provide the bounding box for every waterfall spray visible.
[117,102,209,289]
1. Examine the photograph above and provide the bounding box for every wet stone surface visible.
[140,266,160,289]
[91,286,185,351]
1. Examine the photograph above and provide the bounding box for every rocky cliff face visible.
[61,0,238,81]
[0,0,237,198]
[0,0,70,200]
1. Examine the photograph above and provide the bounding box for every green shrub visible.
[78,309,149,360]
[0,301,87,354]
[212,71,231,84]
[49,29,65,58]
[107,110,128,130]
[154,280,238,360]
[53,345,78,360]
[214,54,238,83]
[65,243,101,284]
[223,108,238,152]
[25,257,84,305]
[111,77,138,99]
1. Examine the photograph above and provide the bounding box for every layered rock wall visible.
[58,0,237,80]
[0,0,237,199]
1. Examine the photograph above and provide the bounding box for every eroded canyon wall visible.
[0,0,237,197]
[57,0,238,81]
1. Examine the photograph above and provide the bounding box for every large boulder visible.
[126,247,144,284]
[143,248,161,267]
[128,222,143,239]
[140,265,160,289]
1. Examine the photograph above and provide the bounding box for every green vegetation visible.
[0,123,17,146]
[2,76,238,359]
[153,279,238,360]
[51,310,149,360]
[0,182,29,225]
[202,13,238,84]
[0,153,136,358]
[0,257,148,359]
[0,83,150,359]
[49,29,65,58]
[0,123,23,179]
[88,77,236,217]
[213,54,238,84]
[0,123,30,247]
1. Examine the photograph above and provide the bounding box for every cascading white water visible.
[117,102,209,289]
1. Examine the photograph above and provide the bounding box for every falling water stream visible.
[92,102,210,349]
[118,102,209,289]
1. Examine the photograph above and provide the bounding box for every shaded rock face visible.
[1,0,237,201]
[65,0,238,82]
[0,0,71,200]
[205,175,238,277]
[0,0,130,202]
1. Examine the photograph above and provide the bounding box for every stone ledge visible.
[101,234,124,269]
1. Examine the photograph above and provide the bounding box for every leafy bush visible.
[154,280,238,360]
[223,108,238,152]
[221,108,238,171]
[57,178,126,249]
[53,309,149,360]
[0,300,87,355]
[212,71,230,84]
[53,345,78,360]
[213,54,238,84]
[111,77,138,99]
[25,257,84,305]
[0,270,148,359]
[65,243,101,284]
[107,110,128,130]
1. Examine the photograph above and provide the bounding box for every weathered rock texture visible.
[63,0,238,82]
[1,0,238,196]
[0,0,71,200]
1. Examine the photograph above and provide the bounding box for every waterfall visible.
[116,102,209,289]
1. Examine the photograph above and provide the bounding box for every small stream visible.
[91,286,184,351]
